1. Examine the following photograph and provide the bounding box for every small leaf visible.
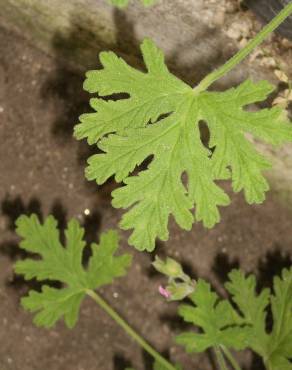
[86,230,132,288]
[22,286,85,328]
[176,279,250,352]
[267,268,292,370]
[225,269,270,356]
[226,268,292,369]
[15,214,132,328]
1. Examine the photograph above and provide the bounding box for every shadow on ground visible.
[0,195,102,292]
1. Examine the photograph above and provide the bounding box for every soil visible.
[0,3,292,370]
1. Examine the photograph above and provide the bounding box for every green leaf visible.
[176,279,250,352]
[15,214,132,328]
[22,287,85,329]
[226,268,292,369]
[109,0,155,7]
[153,361,182,370]
[125,362,182,370]
[75,38,292,251]
[266,268,292,370]
[225,269,270,355]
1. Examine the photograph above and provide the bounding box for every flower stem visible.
[86,289,177,370]
[221,346,242,370]
[194,2,292,93]
[214,346,228,370]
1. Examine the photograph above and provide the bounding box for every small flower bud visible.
[152,256,184,278]
[167,281,196,301]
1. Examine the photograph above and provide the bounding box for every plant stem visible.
[221,346,242,370]
[86,289,177,370]
[214,346,229,370]
[194,2,292,93]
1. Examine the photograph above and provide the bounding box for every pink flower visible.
[158,285,171,299]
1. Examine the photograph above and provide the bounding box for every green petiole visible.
[214,346,229,370]
[194,2,292,93]
[221,346,242,370]
[86,289,177,370]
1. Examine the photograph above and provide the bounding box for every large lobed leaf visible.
[75,38,292,251]
[15,214,132,328]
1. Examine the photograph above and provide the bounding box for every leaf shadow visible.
[212,252,240,286]
[0,196,102,293]
[39,3,237,201]
[39,8,144,199]
[257,246,292,290]
[113,353,133,370]
[1,195,43,231]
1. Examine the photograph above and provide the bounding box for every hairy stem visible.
[194,2,292,93]
[221,346,242,370]
[214,346,229,370]
[86,289,177,370]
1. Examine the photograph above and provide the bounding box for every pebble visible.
[226,26,242,41]
[225,2,238,13]
[281,38,292,49]
[260,56,277,68]
[213,9,225,26]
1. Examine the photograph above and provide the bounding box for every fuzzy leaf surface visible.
[75,38,292,251]
[15,214,132,328]
[226,268,292,370]
[176,279,251,352]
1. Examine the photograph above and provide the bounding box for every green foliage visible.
[109,0,155,7]
[153,362,182,370]
[176,279,250,352]
[15,214,132,328]
[126,362,182,370]
[153,256,196,300]
[226,268,292,370]
[177,268,292,370]
[75,38,292,252]
[153,256,185,278]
